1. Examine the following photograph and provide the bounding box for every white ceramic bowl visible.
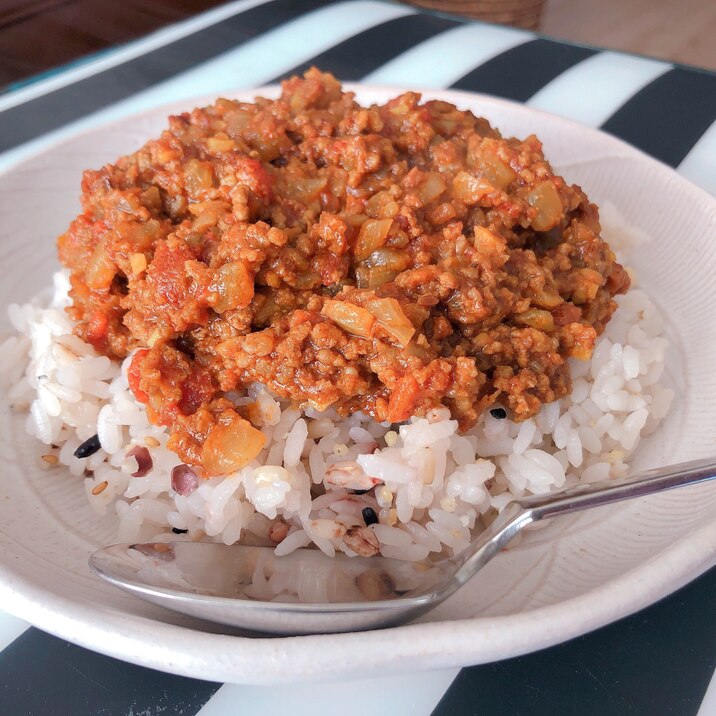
[0,86,715,684]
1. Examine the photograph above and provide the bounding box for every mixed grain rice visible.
[0,217,673,562]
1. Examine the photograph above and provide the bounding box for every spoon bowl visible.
[90,456,716,635]
[90,541,448,634]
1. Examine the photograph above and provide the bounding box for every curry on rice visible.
[57,69,629,476]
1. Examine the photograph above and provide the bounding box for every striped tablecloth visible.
[1,1,714,713]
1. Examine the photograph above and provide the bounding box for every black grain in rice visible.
[362,507,378,526]
[74,434,101,458]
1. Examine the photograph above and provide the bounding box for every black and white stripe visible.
[1,0,715,713]
[450,38,597,101]
[601,67,716,167]
[275,13,462,81]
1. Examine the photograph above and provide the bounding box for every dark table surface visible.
[0,0,229,87]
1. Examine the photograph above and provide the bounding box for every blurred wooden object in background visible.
[0,0,226,87]
[542,0,716,71]
[399,0,716,68]
[401,0,544,29]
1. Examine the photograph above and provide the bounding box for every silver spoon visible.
[90,456,716,635]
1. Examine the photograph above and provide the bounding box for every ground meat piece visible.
[58,68,629,474]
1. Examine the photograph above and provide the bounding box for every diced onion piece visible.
[365,191,400,219]
[189,200,230,231]
[253,290,278,326]
[191,214,216,232]
[129,253,147,276]
[473,225,505,249]
[225,110,252,137]
[526,181,563,232]
[571,268,604,304]
[286,175,328,203]
[86,242,116,290]
[356,265,399,289]
[403,340,431,361]
[327,170,348,201]
[293,271,321,290]
[355,218,393,262]
[572,343,593,361]
[366,297,415,347]
[207,135,236,153]
[210,261,254,312]
[345,213,369,228]
[366,266,399,289]
[358,246,410,288]
[354,266,369,288]
[428,202,457,225]
[418,172,446,204]
[127,220,160,250]
[468,139,517,189]
[515,308,555,332]
[322,300,375,338]
[140,186,162,212]
[365,247,410,270]
[567,323,597,360]
[184,159,214,194]
[201,411,266,475]
[533,288,563,309]
[401,303,430,329]
[473,226,508,269]
[452,171,493,205]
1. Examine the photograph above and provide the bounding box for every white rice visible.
[0,252,674,561]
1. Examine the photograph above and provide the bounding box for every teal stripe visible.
[1,47,122,96]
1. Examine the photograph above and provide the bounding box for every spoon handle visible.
[516,455,716,521]
[449,456,716,592]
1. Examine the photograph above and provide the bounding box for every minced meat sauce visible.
[57,69,629,475]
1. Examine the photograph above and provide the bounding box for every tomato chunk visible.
[387,374,420,423]
[127,349,149,404]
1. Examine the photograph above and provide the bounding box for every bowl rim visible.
[0,84,715,684]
